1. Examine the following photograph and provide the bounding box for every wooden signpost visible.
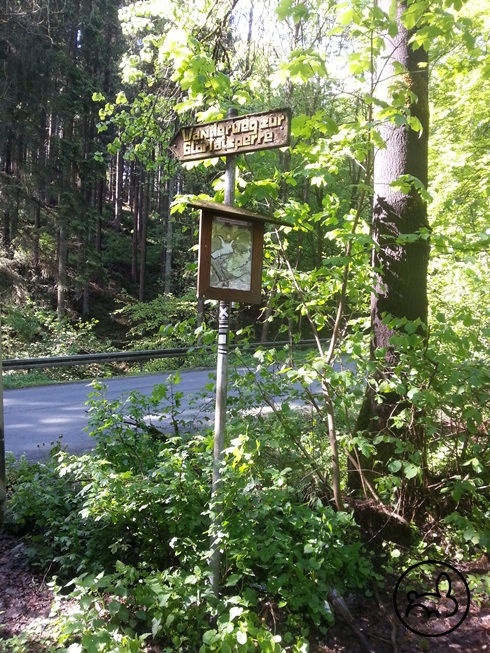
[170,107,291,162]
[172,107,292,596]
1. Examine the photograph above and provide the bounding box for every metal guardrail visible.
[2,347,198,370]
[2,340,320,371]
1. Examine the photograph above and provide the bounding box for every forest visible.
[0,0,489,651]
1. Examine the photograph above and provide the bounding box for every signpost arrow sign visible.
[170,107,291,162]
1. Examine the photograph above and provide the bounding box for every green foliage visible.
[3,449,86,571]
[2,302,106,359]
[215,431,372,623]
[5,333,486,650]
[114,292,202,349]
[2,0,490,648]
[112,291,217,368]
[340,310,489,505]
[4,375,373,650]
[1,301,114,386]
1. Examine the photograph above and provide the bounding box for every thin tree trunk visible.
[163,175,178,294]
[163,182,173,295]
[130,162,139,283]
[114,148,123,231]
[138,170,148,301]
[57,219,68,320]
[33,203,41,271]
[95,177,104,253]
[244,1,254,75]
[1,132,14,258]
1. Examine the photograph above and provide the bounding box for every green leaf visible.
[229,606,244,621]
[378,379,395,393]
[236,630,248,645]
[339,8,356,26]
[403,462,419,479]
[225,573,242,587]
[277,0,309,22]
[202,629,219,645]
[388,459,402,473]
[402,1,426,30]
[115,91,128,105]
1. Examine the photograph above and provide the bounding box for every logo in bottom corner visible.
[393,560,470,637]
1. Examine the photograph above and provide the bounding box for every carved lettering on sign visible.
[170,108,291,161]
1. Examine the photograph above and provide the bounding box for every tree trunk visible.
[57,219,68,321]
[130,162,139,284]
[138,170,149,302]
[33,203,41,272]
[244,1,254,75]
[349,0,430,517]
[1,131,14,258]
[95,177,104,253]
[114,148,123,232]
[163,180,173,295]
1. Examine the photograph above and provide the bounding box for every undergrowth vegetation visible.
[0,297,218,389]
[2,314,489,651]
[3,375,374,651]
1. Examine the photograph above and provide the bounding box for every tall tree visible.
[349,0,430,516]
[0,0,123,313]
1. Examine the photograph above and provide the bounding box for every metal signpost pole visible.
[210,108,237,596]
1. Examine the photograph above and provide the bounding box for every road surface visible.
[3,370,219,460]
[3,366,319,460]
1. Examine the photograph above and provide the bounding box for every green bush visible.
[216,450,370,631]
[114,291,214,351]
[2,301,114,387]
[3,449,86,572]
[2,302,108,360]
[4,376,374,651]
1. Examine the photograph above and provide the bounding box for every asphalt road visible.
[3,362,331,461]
[3,370,219,460]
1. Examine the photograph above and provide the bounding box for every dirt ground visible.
[1,533,489,652]
[316,566,490,653]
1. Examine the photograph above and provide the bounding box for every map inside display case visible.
[210,217,253,291]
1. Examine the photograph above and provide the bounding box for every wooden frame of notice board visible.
[189,200,291,305]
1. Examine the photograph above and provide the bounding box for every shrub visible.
[5,377,375,650]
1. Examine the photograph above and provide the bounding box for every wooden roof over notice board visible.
[188,199,293,228]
